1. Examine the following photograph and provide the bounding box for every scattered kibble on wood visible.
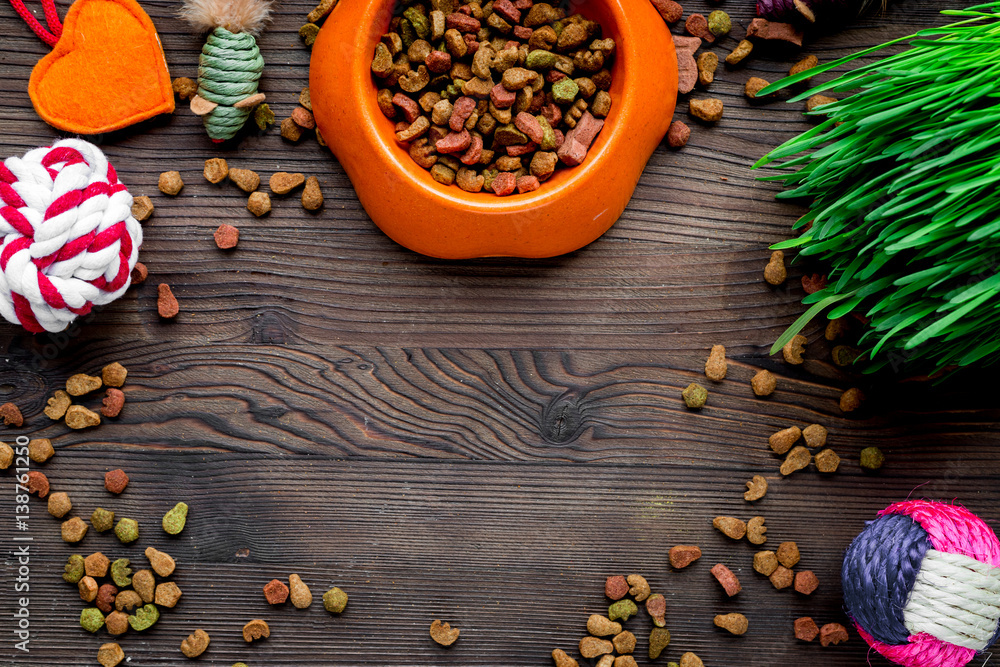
[745,77,771,99]
[744,475,768,501]
[753,550,778,576]
[103,362,128,387]
[145,547,176,577]
[214,224,240,249]
[814,448,840,473]
[172,77,197,99]
[690,98,723,122]
[713,516,746,540]
[131,196,154,221]
[204,158,229,183]
[302,176,324,210]
[649,627,671,659]
[157,284,180,319]
[764,250,787,285]
[802,423,827,448]
[806,94,838,113]
[243,619,270,643]
[795,616,820,641]
[162,502,189,535]
[264,578,290,604]
[726,39,753,65]
[794,570,819,595]
[588,614,622,636]
[769,426,801,454]
[131,262,148,285]
[114,518,139,544]
[747,516,767,544]
[97,642,125,667]
[66,405,101,429]
[45,390,72,419]
[840,387,864,412]
[608,599,638,622]
[62,516,88,542]
[714,612,748,635]
[667,121,691,149]
[230,168,261,192]
[626,574,650,601]
[27,470,50,497]
[580,636,613,658]
[860,446,885,470]
[281,117,304,141]
[101,388,125,418]
[180,629,210,658]
[28,437,54,463]
[705,344,727,381]
[697,52,718,87]
[790,55,819,78]
[645,593,666,627]
[105,469,129,494]
[751,369,777,396]
[711,563,741,597]
[777,542,801,567]
[158,171,183,195]
[430,619,460,646]
[682,382,708,409]
[770,565,793,589]
[783,334,807,364]
[247,191,272,216]
[820,623,849,646]
[780,446,811,475]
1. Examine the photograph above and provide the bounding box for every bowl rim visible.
[353,0,637,209]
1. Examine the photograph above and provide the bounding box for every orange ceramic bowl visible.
[310,0,678,259]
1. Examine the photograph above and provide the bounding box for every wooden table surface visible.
[1,0,999,665]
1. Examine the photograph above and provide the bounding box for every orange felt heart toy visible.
[26,0,174,134]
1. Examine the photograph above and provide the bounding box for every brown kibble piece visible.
[650,0,683,22]
[612,631,636,654]
[132,570,155,603]
[172,77,197,99]
[299,87,312,110]
[795,570,819,595]
[579,636,613,658]
[302,176,324,211]
[429,620,459,647]
[307,0,336,23]
[102,362,127,387]
[840,387,864,412]
[753,550,778,576]
[243,619,270,643]
[62,516,87,542]
[820,623,849,646]
[667,120,691,149]
[613,656,637,667]
[711,563,741,597]
[281,117,304,141]
[48,491,72,518]
[131,262,148,285]
[155,582,183,608]
[96,583,118,613]
[645,593,666,627]
[752,369,777,396]
[795,616,820,641]
[769,426,802,455]
[145,547,176,577]
[713,516,746,540]
[783,334,807,364]
[626,574,650,601]
[105,611,129,635]
[605,575,628,600]
[764,250,786,285]
[214,224,240,250]
[587,614,622,637]
[780,445,812,476]
[86,552,110,578]
[670,544,702,569]
[744,475,768,502]
[180,629,211,658]
[270,172,306,195]
[0,402,22,427]
[770,565,793,589]
[552,649,579,667]
[131,196,154,222]
[203,158,229,184]
[263,578,290,604]
[680,653,704,667]
[747,17,804,46]
[0,441,10,469]
[101,388,125,418]
[726,39,753,65]
[28,438,54,463]
[97,642,125,667]
[289,573,313,608]
[777,541,801,567]
[247,191,272,216]
[825,318,850,341]
[79,576,99,602]
[705,344,727,381]
[158,171,183,195]
[27,470,49,497]
[807,94,838,113]
[690,98,723,122]
[790,55,819,77]
[67,373,102,396]
[815,448,841,473]
[45,390,72,420]
[229,168,261,192]
[291,107,316,129]
[157,284,179,319]
[747,516,767,545]
[697,52,718,87]
[802,424,827,448]
[104,469,129,494]
[115,590,142,612]
[714,612,749,635]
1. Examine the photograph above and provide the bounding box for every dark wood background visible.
[2,0,999,664]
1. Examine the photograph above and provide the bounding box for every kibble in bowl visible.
[309,0,679,258]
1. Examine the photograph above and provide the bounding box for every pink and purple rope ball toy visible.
[842,501,1000,667]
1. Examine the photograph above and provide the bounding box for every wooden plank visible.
[1,451,998,665]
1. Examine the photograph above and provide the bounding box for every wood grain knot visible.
[539,393,584,444]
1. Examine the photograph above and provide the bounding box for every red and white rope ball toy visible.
[0,139,141,333]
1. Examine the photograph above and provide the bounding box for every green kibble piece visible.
[668,663,680,667]
[63,555,85,583]
[708,10,731,36]
[233,664,249,667]
[403,6,429,39]
[537,116,557,150]
[608,599,638,622]
[649,627,672,660]
[323,587,348,613]
[400,19,417,49]
[111,558,133,587]
[91,507,114,532]
[551,77,579,104]
[128,604,160,631]
[494,123,528,146]
[298,22,320,46]
[114,518,139,544]
[860,446,885,470]
[682,383,708,409]
[80,607,105,633]
[162,502,189,535]
[255,103,276,130]
[526,49,556,69]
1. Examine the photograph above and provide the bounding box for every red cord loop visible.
[8,0,63,47]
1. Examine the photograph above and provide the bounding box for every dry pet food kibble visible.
[608,599,638,622]
[726,39,753,65]
[115,518,139,543]
[281,117,304,141]
[794,570,819,595]
[780,446,811,476]
[133,570,156,603]
[0,402,22,426]
[806,94,838,113]
[97,642,125,667]
[229,168,261,192]
[96,583,118,613]
[131,195,155,222]
[841,387,864,412]
[29,437,54,463]
[270,172,306,195]
[86,552,110,578]
[704,345,727,381]
[158,171,184,195]
[181,629,211,657]
[81,608,105,633]
[302,176,324,210]
[215,224,240,249]
[777,541,801,567]
[626,574,650,601]
[770,565,793,589]
[430,620,461,646]
[145,546,176,577]
[131,262,148,285]
[667,121,690,148]
[588,614,621,636]
[682,382,708,409]
[713,516,746,540]
[79,576,99,602]
[645,593,666,627]
[289,573,313,608]
[64,555,86,583]
[614,630,635,654]
[745,77,771,100]
[243,619,270,642]
[66,405,101,429]
[783,334,807,364]
[45,390,72,419]
[795,616,820,641]
[697,52,718,87]
[650,0,683,23]
[715,613,748,635]
[769,426,801,455]
[552,649,579,667]
[0,442,11,469]
[820,623,849,646]
[605,575,628,600]
[105,611,129,635]
[102,362,128,387]
[163,501,189,534]
[802,423,827,448]
[685,14,714,42]
[751,369,777,396]
[861,446,885,470]
[324,586,349,613]
[669,544,702,569]
[814,448,840,473]
[264,578,290,604]
[26,470,49,497]
[744,475,767,501]
[91,507,115,532]
[690,98,723,122]
[580,637,613,658]
[747,516,767,545]
[67,373,102,396]
[204,158,229,183]
[247,191,272,216]
[675,35,701,94]
[753,550,778,575]
[764,250,786,285]
[680,652,704,667]
[62,516,88,542]
[111,558,133,587]
[128,604,160,631]
[115,590,142,612]
[101,389,125,418]
[710,563,741,597]
[649,627,671,659]
[105,469,129,494]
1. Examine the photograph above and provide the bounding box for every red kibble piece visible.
[0,402,23,427]
[507,142,537,157]
[605,575,629,600]
[463,34,479,53]
[802,273,827,294]
[104,469,129,494]
[101,388,125,418]
[514,112,545,143]
[490,83,517,109]
[491,172,516,196]
[450,97,476,131]
[553,129,565,149]
[492,0,521,23]
[667,121,691,148]
[392,93,421,123]
[685,13,715,42]
[795,617,820,642]
[131,262,148,285]
[426,50,452,73]
[711,563,742,597]
[546,69,566,83]
[436,130,472,154]
[460,134,484,165]
[650,0,683,23]
[446,12,480,32]
[513,0,532,8]
[214,224,240,249]
[157,284,179,319]
[513,25,532,39]
[820,623,849,647]
[794,570,819,595]
[516,175,540,193]
[291,107,315,129]
[541,103,561,127]
[26,470,49,498]
[263,578,290,604]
